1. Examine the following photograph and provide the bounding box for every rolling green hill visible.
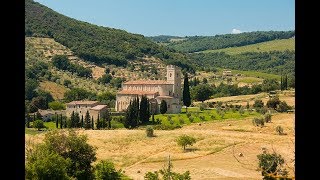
[200,38,295,54]
[167,31,295,53]
[25,0,190,68]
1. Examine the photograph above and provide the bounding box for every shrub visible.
[25,146,71,180]
[94,160,122,180]
[267,96,281,109]
[146,126,154,137]
[199,116,205,121]
[276,126,284,135]
[33,120,46,131]
[186,112,192,118]
[210,115,216,120]
[253,99,264,108]
[252,117,264,127]
[264,113,272,123]
[48,101,66,110]
[179,118,185,124]
[256,107,268,114]
[257,152,287,179]
[176,135,197,151]
[199,103,206,111]
[188,116,194,123]
[239,107,245,116]
[276,101,290,112]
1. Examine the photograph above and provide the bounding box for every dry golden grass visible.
[26,112,294,179]
[39,81,68,100]
[197,91,295,108]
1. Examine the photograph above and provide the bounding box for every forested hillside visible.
[187,50,295,75]
[25,0,189,68]
[167,31,295,53]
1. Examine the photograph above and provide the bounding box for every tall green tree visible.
[123,99,139,129]
[139,95,150,124]
[160,100,167,114]
[191,84,213,102]
[101,108,111,129]
[96,114,100,130]
[81,115,84,128]
[70,111,75,128]
[284,75,288,90]
[55,114,59,128]
[84,111,91,129]
[60,114,63,129]
[91,116,94,130]
[183,73,191,112]
[74,112,80,128]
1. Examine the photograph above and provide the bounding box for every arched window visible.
[170,73,172,77]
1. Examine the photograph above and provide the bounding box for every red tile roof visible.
[123,80,172,85]
[117,90,158,95]
[90,105,107,110]
[66,101,99,105]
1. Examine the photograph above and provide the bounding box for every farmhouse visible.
[66,101,108,126]
[116,65,182,114]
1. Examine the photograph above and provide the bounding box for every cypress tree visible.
[63,118,67,128]
[74,112,80,128]
[60,114,63,129]
[33,114,36,121]
[139,95,150,124]
[91,116,94,130]
[285,75,288,90]
[81,115,84,128]
[55,114,58,128]
[183,73,191,113]
[70,111,75,128]
[96,114,100,130]
[84,110,91,129]
[160,100,167,114]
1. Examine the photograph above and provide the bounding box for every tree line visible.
[187,50,295,76]
[167,30,295,53]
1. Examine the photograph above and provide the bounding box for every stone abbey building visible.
[115,65,182,114]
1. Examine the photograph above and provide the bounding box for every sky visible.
[34,0,295,37]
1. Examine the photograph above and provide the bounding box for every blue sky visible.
[34,0,294,37]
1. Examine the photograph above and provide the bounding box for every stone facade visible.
[115,65,182,114]
[65,101,107,128]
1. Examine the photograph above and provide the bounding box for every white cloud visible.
[231,29,242,34]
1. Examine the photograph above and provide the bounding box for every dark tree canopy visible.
[139,95,150,124]
[160,100,168,114]
[182,73,191,112]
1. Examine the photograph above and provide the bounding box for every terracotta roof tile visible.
[90,105,107,110]
[66,101,99,105]
[123,80,172,85]
[117,90,158,95]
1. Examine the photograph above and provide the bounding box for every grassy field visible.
[237,77,263,84]
[39,81,69,100]
[201,38,295,54]
[153,107,260,127]
[26,112,295,179]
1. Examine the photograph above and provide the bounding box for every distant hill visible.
[166,31,295,53]
[147,35,187,43]
[200,38,295,55]
[187,50,295,76]
[25,0,191,69]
